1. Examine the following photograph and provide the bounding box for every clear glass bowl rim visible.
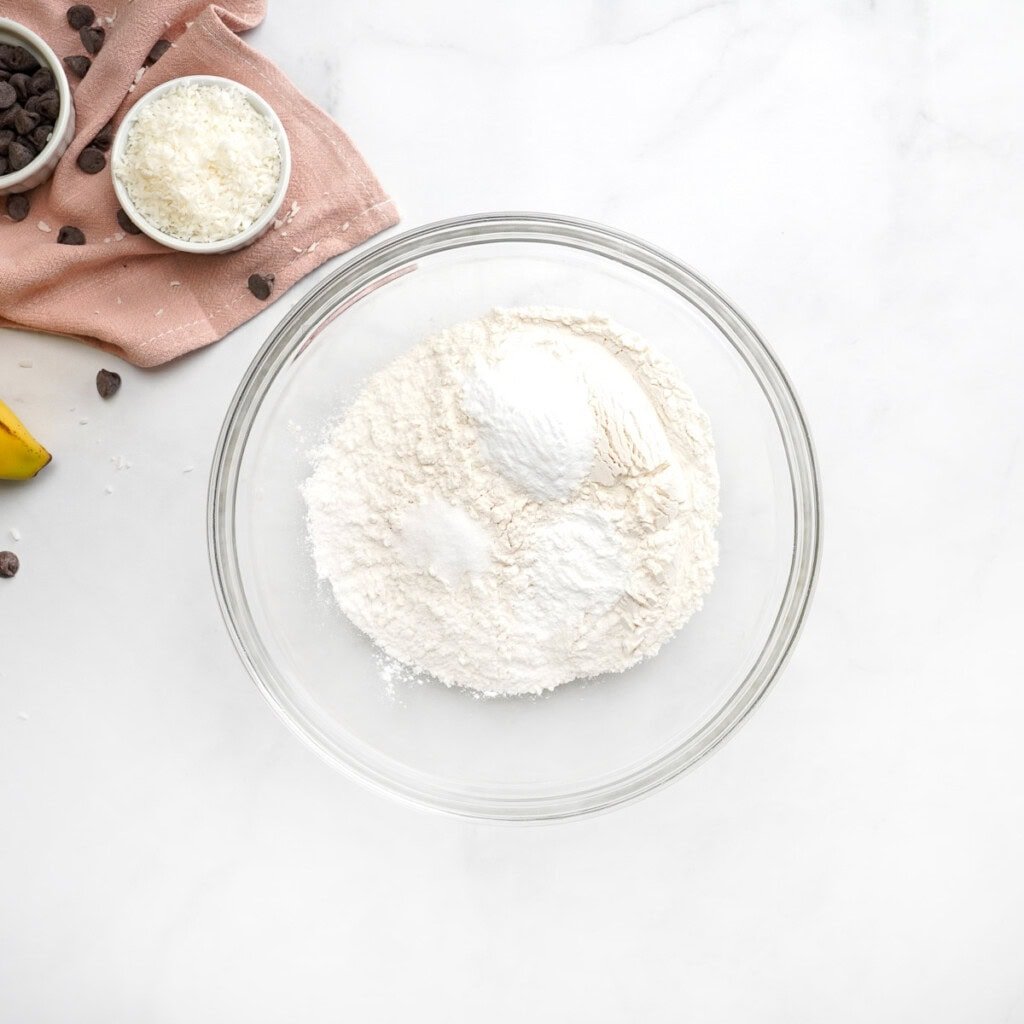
[208,211,823,823]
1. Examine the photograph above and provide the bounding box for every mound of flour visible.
[302,307,719,696]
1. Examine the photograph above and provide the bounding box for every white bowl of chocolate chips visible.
[0,17,75,195]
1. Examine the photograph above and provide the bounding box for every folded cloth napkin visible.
[0,0,398,366]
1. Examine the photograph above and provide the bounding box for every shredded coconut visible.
[114,81,282,243]
[303,307,720,696]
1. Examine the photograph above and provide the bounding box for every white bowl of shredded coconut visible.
[111,75,290,253]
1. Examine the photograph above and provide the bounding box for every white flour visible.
[302,307,720,696]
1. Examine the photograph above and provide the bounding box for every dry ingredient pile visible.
[113,80,281,243]
[303,308,720,696]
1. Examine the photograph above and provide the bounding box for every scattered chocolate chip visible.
[145,39,172,67]
[6,192,30,221]
[0,551,19,579]
[76,145,105,173]
[57,225,85,245]
[91,119,113,151]
[116,208,141,234]
[13,108,39,136]
[36,93,60,122]
[63,54,91,79]
[96,368,121,398]
[80,26,105,55]
[0,128,12,154]
[67,4,96,30]
[0,45,39,74]
[7,140,34,171]
[0,81,16,110]
[247,273,275,301]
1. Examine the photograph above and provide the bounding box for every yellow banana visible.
[0,398,52,480]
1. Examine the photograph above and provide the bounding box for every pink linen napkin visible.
[0,0,398,366]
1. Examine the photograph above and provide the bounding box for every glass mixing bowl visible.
[208,213,821,821]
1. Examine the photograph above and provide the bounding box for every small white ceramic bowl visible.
[110,74,291,254]
[0,18,76,196]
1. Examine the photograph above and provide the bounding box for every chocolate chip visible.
[8,73,31,103]
[15,136,37,158]
[0,81,15,110]
[91,119,113,151]
[0,106,19,131]
[0,45,39,74]
[0,128,12,154]
[57,225,85,245]
[13,109,39,136]
[30,124,52,150]
[80,26,105,55]
[96,368,121,398]
[0,551,19,578]
[67,4,96,30]
[36,93,60,122]
[30,68,54,95]
[116,208,141,235]
[63,55,91,79]
[247,273,275,301]
[145,39,172,67]
[7,140,34,171]
[0,156,7,175]
[76,146,105,173]
[6,193,30,221]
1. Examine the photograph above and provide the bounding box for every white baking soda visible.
[302,307,720,696]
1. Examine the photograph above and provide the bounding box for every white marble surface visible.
[2,1,1023,1020]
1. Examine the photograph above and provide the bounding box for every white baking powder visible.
[461,339,596,500]
[302,307,720,696]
